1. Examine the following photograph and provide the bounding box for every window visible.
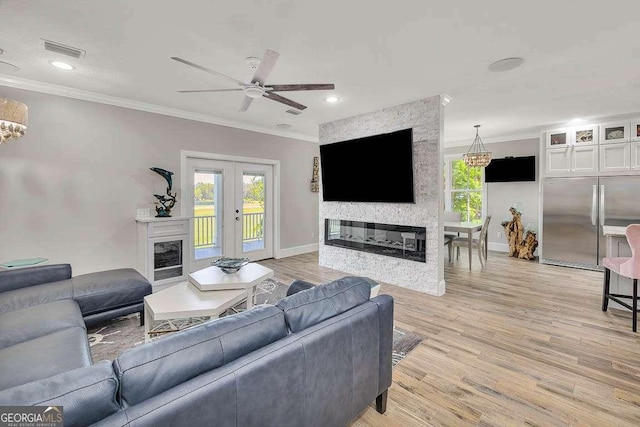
[444,158,483,222]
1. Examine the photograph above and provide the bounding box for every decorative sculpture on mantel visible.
[310,156,320,193]
[501,203,538,260]
[150,167,177,217]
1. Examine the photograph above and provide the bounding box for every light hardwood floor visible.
[260,252,640,426]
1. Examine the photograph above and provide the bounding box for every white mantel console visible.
[136,216,190,287]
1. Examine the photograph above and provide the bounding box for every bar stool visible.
[602,224,640,332]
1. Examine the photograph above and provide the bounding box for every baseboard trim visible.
[488,242,510,253]
[276,243,319,259]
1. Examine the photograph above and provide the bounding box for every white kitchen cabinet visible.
[631,119,640,141]
[546,146,571,174]
[572,124,599,146]
[571,145,598,173]
[545,128,570,148]
[599,143,631,172]
[632,142,640,170]
[599,121,630,144]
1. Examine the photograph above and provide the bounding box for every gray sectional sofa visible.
[0,269,393,427]
[0,264,152,391]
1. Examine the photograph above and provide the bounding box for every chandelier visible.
[463,125,492,168]
[0,97,28,144]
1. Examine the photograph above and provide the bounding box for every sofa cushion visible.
[0,264,71,293]
[276,276,374,333]
[0,299,85,349]
[0,279,73,315]
[114,304,287,407]
[0,360,120,427]
[0,327,92,391]
[71,268,151,316]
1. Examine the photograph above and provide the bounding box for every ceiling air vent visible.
[286,109,302,115]
[42,39,86,59]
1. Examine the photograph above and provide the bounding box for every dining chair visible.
[602,224,640,332]
[444,235,453,263]
[452,216,492,267]
[444,211,461,238]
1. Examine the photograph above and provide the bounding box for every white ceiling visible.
[1,1,639,145]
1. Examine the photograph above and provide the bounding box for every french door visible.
[186,158,274,271]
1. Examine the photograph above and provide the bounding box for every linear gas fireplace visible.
[324,219,426,263]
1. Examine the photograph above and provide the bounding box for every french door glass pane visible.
[242,173,265,252]
[193,171,223,260]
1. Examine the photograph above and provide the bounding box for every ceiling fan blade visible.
[239,96,254,113]
[171,57,245,86]
[264,92,307,111]
[251,49,279,85]
[267,84,335,92]
[177,88,243,93]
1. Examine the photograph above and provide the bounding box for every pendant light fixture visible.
[0,97,28,144]
[463,125,491,168]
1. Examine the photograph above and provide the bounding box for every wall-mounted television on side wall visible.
[320,128,414,203]
[484,155,536,183]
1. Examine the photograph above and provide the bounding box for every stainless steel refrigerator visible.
[542,176,640,270]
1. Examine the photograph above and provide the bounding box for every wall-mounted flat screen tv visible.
[484,156,536,182]
[320,128,414,203]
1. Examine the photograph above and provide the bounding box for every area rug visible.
[87,279,423,367]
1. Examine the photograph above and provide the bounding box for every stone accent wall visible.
[319,96,445,295]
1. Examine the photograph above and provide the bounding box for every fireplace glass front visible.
[154,240,183,281]
[324,219,426,262]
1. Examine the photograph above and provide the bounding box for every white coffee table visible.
[188,263,274,309]
[143,281,247,343]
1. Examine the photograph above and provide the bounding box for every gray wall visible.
[445,138,539,250]
[0,87,319,275]
[319,96,445,295]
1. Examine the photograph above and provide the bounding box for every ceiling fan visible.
[171,49,335,113]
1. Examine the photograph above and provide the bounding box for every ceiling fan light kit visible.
[172,49,335,113]
[244,85,266,99]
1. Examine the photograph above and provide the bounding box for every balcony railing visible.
[194,213,264,249]
[194,215,217,248]
[243,212,264,242]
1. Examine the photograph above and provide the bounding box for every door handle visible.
[599,185,605,226]
[591,185,597,226]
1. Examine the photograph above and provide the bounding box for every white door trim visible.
[180,150,281,266]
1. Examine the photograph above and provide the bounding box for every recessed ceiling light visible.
[49,61,75,70]
[570,118,586,123]
[488,57,524,72]
[325,96,339,103]
[276,123,292,129]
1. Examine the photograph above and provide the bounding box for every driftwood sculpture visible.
[501,207,538,260]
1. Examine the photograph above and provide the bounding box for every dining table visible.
[444,221,483,270]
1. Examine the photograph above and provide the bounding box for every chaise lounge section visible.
[0,264,152,391]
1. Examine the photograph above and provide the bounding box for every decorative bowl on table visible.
[211,257,250,274]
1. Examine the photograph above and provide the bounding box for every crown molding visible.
[445,131,540,148]
[0,74,319,143]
